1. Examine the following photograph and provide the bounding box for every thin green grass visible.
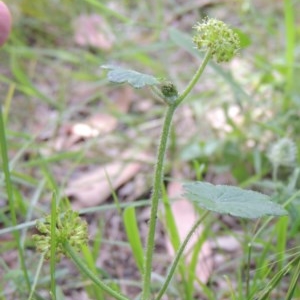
[283,0,296,109]
[81,244,104,300]
[0,105,31,293]
[50,194,58,299]
[123,206,144,274]
[161,187,190,298]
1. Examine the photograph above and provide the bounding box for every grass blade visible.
[283,0,296,108]
[285,255,300,300]
[123,206,144,274]
[0,105,31,292]
[161,189,189,297]
[81,244,104,300]
[50,193,57,299]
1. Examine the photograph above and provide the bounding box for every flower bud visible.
[160,81,178,104]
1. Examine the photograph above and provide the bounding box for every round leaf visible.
[102,65,159,88]
[184,181,287,219]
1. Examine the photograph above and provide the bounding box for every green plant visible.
[30,17,289,300]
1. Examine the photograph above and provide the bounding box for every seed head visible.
[268,138,297,168]
[193,18,240,63]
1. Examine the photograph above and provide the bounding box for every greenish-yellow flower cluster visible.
[33,210,88,261]
[193,18,240,63]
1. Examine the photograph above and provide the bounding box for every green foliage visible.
[184,181,287,218]
[123,207,144,273]
[233,28,251,48]
[102,65,160,88]
[101,17,288,300]
[1,0,300,299]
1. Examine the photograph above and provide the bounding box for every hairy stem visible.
[141,50,212,300]
[175,50,212,108]
[142,104,176,300]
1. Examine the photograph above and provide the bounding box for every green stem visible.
[174,50,212,108]
[28,254,44,300]
[141,50,212,300]
[65,243,130,300]
[0,106,31,290]
[142,104,176,300]
[50,194,57,300]
[272,164,278,182]
[155,211,210,300]
[245,242,252,299]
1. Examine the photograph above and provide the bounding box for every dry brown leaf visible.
[166,180,213,284]
[212,235,241,252]
[66,151,149,209]
[65,290,91,300]
[74,113,118,137]
[42,112,118,153]
[111,86,134,114]
[73,14,115,50]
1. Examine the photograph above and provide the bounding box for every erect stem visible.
[142,104,176,300]
[141,50,212,300]
[174,50,212,108]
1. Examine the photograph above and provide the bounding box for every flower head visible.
[33,209,88,261]
[268,138,297,168]
[193,18,240,63]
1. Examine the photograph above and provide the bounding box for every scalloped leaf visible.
[184,181,287,219]
[102,65,160,88]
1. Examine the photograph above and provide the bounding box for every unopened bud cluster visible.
[33,209,88,261]
[193,18,240,63]
[160,81,178,103]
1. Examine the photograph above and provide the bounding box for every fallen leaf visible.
[73,14,115,50]
[66,151,149,209]
[73,113,118,137]
[65,290,91,300]
[212,235,241,252]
